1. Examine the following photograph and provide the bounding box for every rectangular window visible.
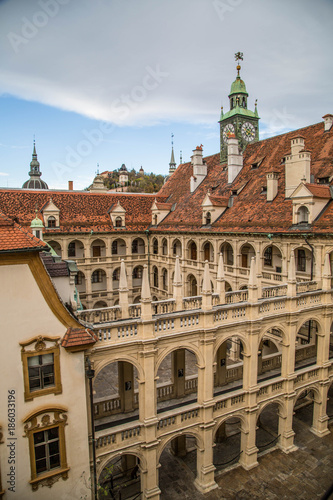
[34,427,60,475]
[21,338,62,401]
[112,241,118,255]
[28,354,55,392]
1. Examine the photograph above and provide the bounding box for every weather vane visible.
[235,52,243,62]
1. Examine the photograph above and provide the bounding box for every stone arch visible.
[93,354,144,381]
[97,449,147,483]
[294,385,321,406]
[239,242,256,269]
[220,241,235,266]
[213,412,248,440]
[293,245,314,275]
[225,280,232,292]
[162,238,168,256]
[186,273,198,296]
[155,344,203,376]
[90,237,106,258]
[93,300,107,309]
[258,325,287,347]
[257,397,285,419]
[111,238,126,255]
[157,429,204,462]
[214,333,250,358]
[47,240,62,257]
[172,238,182,257]
[152,237,158,255]
[202,240,214,262]
[67,238,85,258]
[187,240,198,260]
[295,318,321,370]
[132,237,145,254]
[297,205,310,224]
[262,243,283,274]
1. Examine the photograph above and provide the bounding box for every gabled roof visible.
[304,184,331,198]
[156,121,333,233]
[0,210,48,253]
[61,327,97,351]
[0,191,167,234]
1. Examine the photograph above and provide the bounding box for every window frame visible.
[23,407,69,491]
[20,336,62,402]
[47,216,56,228]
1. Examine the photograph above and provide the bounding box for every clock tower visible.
[219,53,259,163]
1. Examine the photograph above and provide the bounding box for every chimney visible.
[68,180,73,191]
[266,172,279,201]
[285,136,311,198]
[227,134,243,184]
[323,114,333,132]
[190,145,207,192]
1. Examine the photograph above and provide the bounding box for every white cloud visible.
[0,172,9,176]
[0,0,332,130]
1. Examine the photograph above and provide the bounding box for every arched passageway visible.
[156,349,198,413]
[99,453,141,499]
[213,417,242,473]
[214,337,244,394]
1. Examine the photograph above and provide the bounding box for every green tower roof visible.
[30,215,44,229]
[229,76,248,97]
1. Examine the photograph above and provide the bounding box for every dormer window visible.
[297,206,309,224]
[205,212,211,225]
[115,216,122,228]
[47,216,56,228]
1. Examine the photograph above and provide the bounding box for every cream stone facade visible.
[0,246,95,500]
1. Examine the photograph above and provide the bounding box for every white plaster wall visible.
[0,263,91,500]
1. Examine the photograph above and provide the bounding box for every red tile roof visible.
[156,121,333,233]
[0,211,49,252]
[61,327,97,349]
[0,121,332,236]
[304,184,331,198]
[0,191,167,234]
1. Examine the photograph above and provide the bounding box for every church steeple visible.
[219,53,260,164]
[169,133,177,175]
[22,141,49,190]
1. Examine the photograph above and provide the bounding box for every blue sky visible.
[0,0,332,190]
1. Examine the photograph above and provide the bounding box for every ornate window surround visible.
[20,336,62,401]
[23,406,69,491]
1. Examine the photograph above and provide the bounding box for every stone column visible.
[171,435,187,457]
[118,361,134,412]
[278,395,298,453]
[173,255,183,311]
[311,382,330,437]
[194,424,217,494]
[139,346,160,500]
[172,349,186,397]
[215,343,227,386]
[239,409,258,470]
[119,259,129,318]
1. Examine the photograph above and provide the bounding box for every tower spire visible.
[169,132,177,175]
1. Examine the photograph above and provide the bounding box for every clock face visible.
[223,123,235,142]
[241,122,256,142]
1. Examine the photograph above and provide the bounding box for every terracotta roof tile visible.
[0,211,49,252]
[61,327,97,349]
[304,183,331,198]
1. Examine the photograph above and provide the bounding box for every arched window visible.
[242,96,246,107]
[297,249,306,272]
[115,216,122,228]
[132,240,138,254]
[298,206,309,224]
[112,268,120,281]
[68,242,75,257]
[162,239,168,256]
[205,212,211,225]
[92,270,103,283]
[264,246,273,267]
[47,216,56,228]
[190,242,197,260]
[162,269,168,290]
[132,267,143,279]
[153,214,158,225]
[230,98,234,110]
[153,266,158,287]
[153,238,158,255]
[112,241,118,255]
